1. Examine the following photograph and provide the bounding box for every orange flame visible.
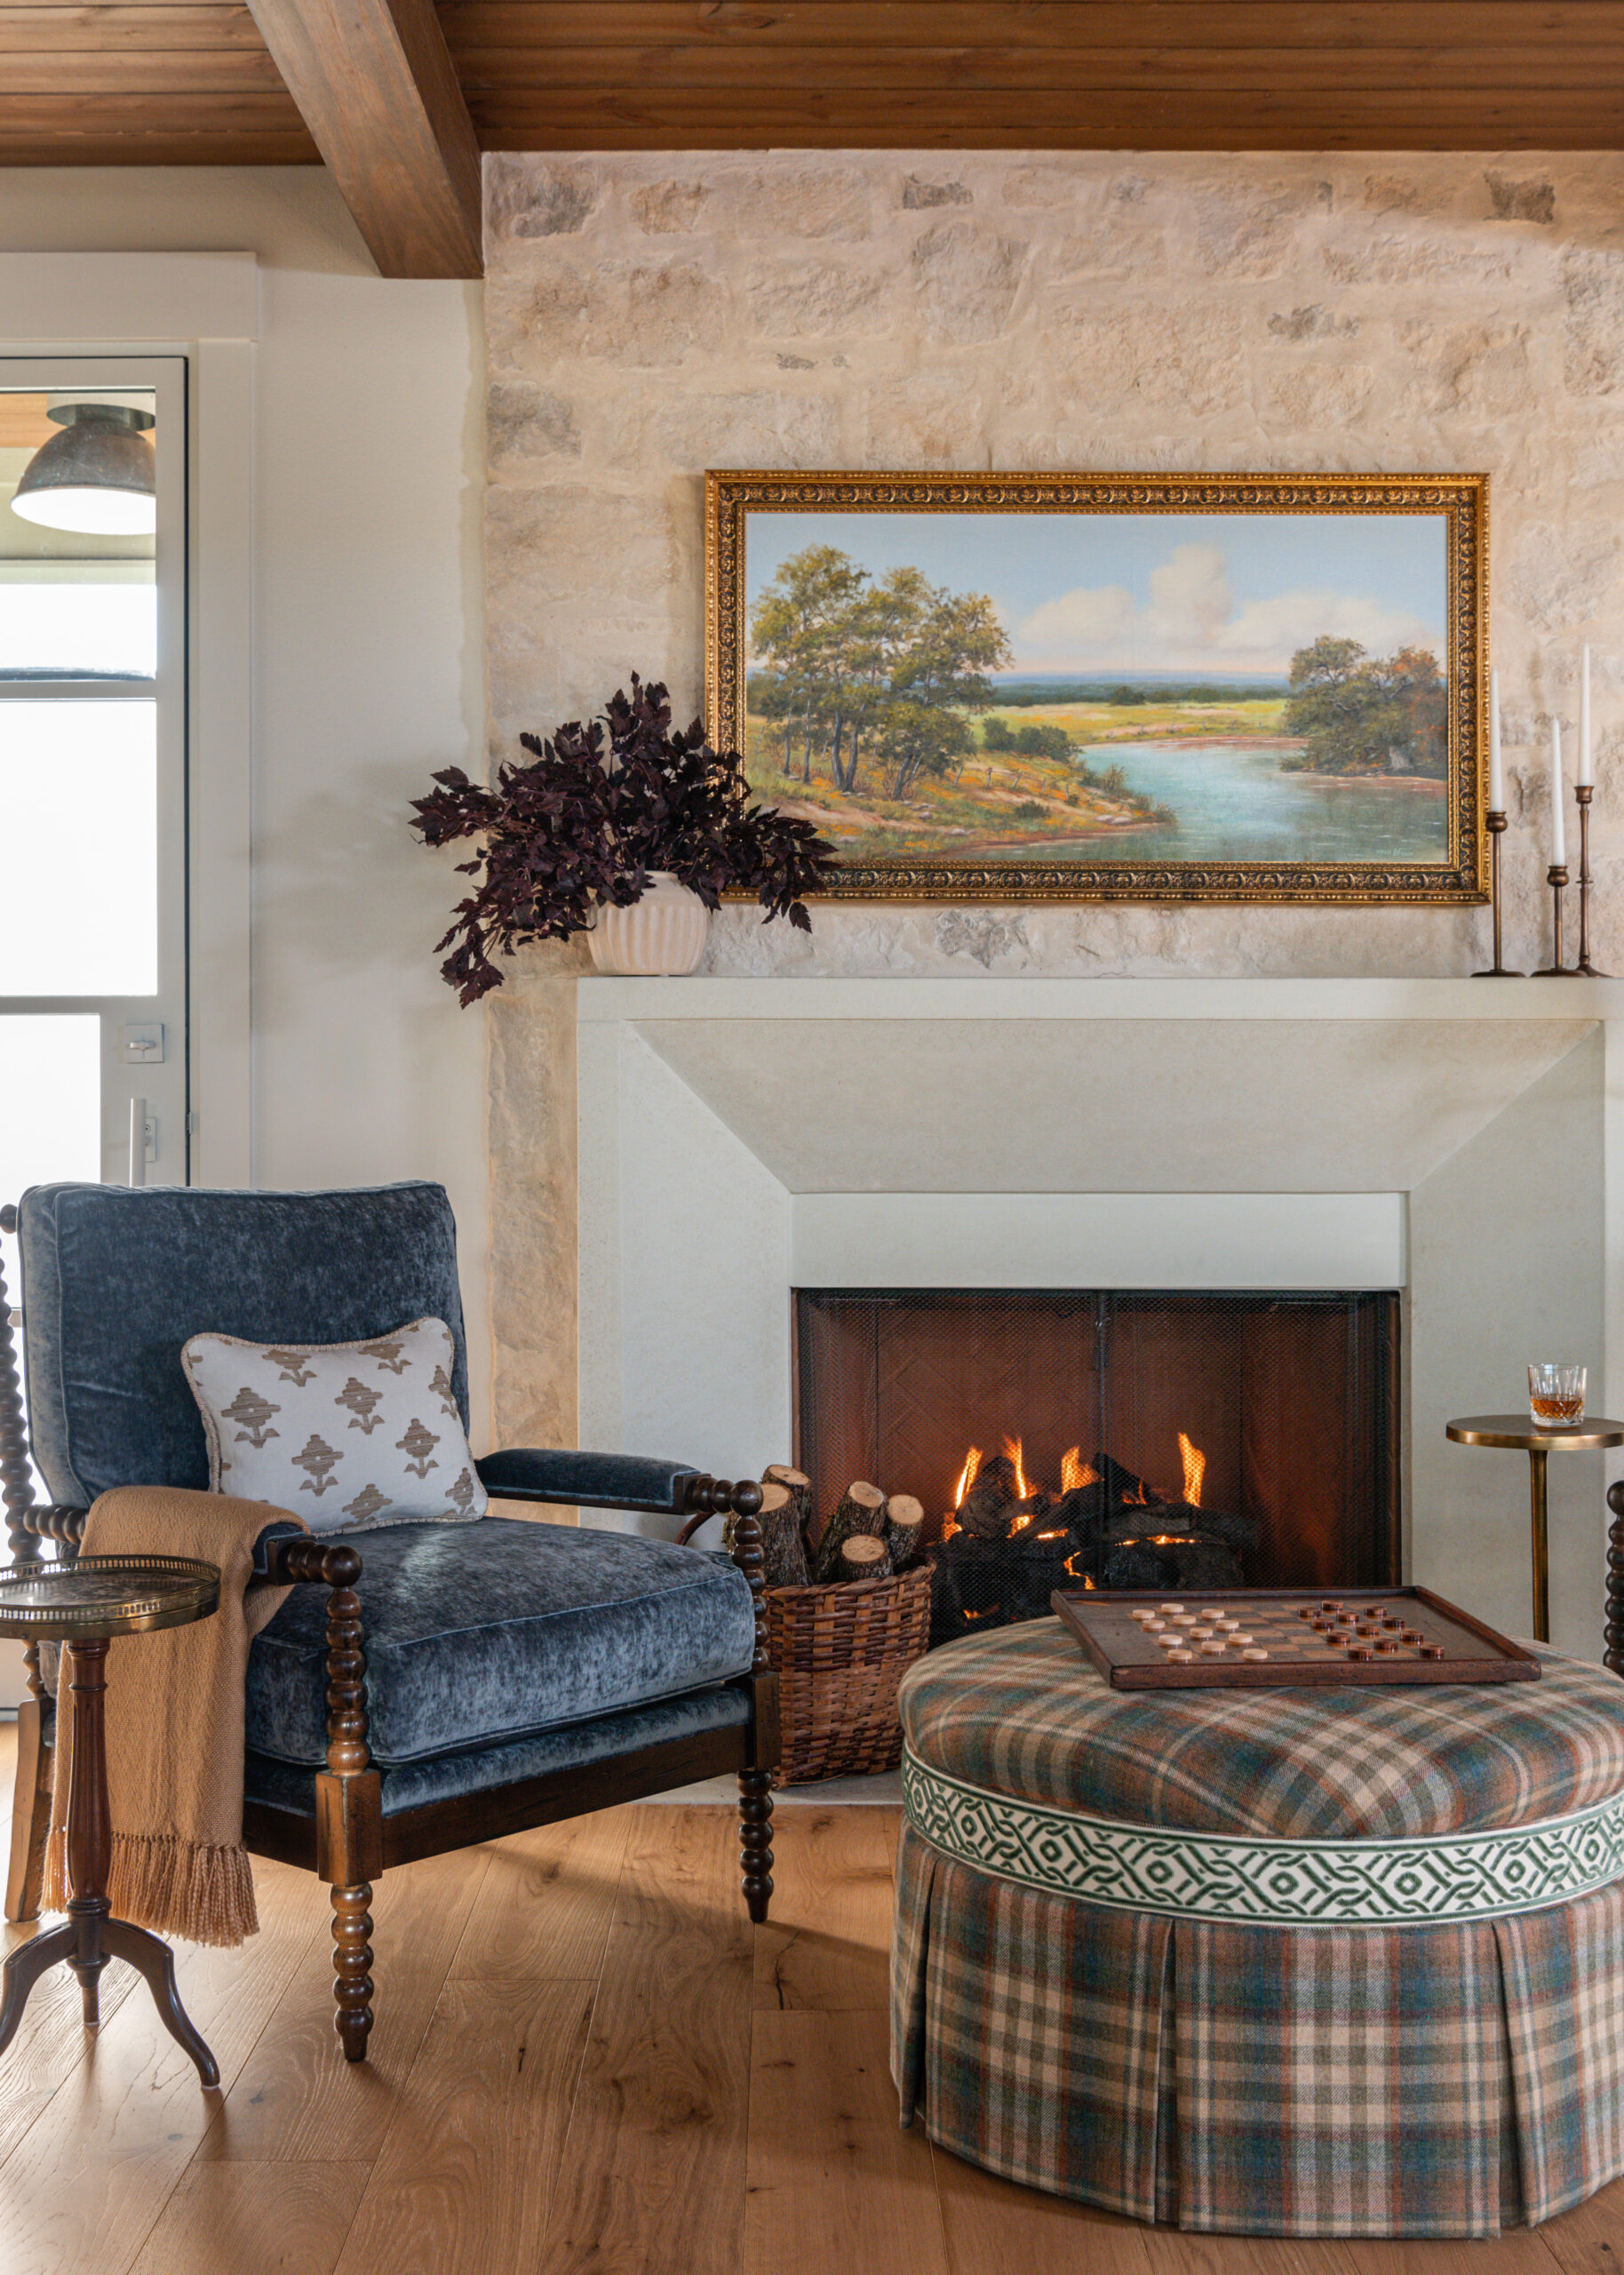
[1060,1446,1099,1494]
[1000,1435,1030,1501]
[953,1446,983,1509]
[1178,1431,1206,1509]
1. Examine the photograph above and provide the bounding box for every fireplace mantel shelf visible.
[578,975,1624,1023]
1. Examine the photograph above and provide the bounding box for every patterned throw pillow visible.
[180,1316,488,1533]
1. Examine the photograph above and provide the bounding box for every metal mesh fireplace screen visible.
[794,1289,1400,1647]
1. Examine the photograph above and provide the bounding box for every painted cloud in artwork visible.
[1015,539,1441,676]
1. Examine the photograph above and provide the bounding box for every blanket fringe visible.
[42,1827,259,1949]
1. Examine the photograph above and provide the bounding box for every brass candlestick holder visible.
[1532,864,1574,976]
[1473,811,1522,976]
[1573,785,1611,976]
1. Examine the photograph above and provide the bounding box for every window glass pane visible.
[0,702,157,994]
[0,577,155,680]
[0,388,155,680]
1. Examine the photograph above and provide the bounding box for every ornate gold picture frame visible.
[705,469,1487,904]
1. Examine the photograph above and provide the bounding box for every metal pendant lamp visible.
[10,402,156,537]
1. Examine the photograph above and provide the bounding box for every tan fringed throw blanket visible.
[43,1486,308,1947]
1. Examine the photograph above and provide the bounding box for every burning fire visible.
[1178,1431,1206,1509]
[952,1446,983,1508]
[1001,1434,1031,1501]
[1060,1446,1100,1494]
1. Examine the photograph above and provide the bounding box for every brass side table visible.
[0,1555,222,2085]
[1445,1416,1624,1644]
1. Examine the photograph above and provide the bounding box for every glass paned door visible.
[0,360,187,1661]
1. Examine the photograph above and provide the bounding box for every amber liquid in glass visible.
[1531,1394,1585,1425]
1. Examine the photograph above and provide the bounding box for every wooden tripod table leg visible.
[64,1636,112,2030]
[99,1920,219,2086]
[0,1634,221,2087]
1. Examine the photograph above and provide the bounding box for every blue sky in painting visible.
[744,509,1449,679]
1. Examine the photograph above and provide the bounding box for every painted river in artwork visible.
[998,739,1451,866]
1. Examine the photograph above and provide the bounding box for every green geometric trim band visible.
[901,1748,1624,1926]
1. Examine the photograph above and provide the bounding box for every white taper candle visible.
[1580,644,1594,786]
[1551,717,1567,865]
[1488,668,1503,810]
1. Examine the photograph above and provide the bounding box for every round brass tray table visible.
[1445,1416,1624,1643]
[0,1556,221,2086]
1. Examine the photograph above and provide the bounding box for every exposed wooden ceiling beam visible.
[244,0,482,278]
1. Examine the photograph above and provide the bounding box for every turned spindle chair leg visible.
[1605,1483,1624,1677]
[720,1479,776,1923]
[285,1537,381,2064]
[0,1207,55,1924]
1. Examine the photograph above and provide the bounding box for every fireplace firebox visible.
[794,1289,1400,1647]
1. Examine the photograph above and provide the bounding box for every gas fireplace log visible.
[883,1494,926,1569]
[837,1535,891,1584]
[811,1481,888,1583]
[757,1480,811,1589]
[957,1454,1020,1539]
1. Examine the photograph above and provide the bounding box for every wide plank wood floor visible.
[0,1733,1618,2274]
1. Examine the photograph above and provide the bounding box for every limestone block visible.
[1055,306,1248,419]
[1400,322,1534,420]
[1506,518,1622,635]
[934,912,1032,969]
[502,257,724,367]
[1324,233,1520,286]
[1267,304,1359,341]
[1564,250,1624,395]
[859,371,988,468]
[487,484,677,610]
[1190,176,1331,279]
[1265,363,1374,430]
[629,180,711,235]
[488,379,581,467]
[742,257,887,338]
[650,388,840,469]
[486,156,601,240]
[911,222,1027,343]
[727,164,872,239]
[1361,173,1453,218]
[1001,166,1088,210]
[1485,172,1556,224]
[902,175,972,210]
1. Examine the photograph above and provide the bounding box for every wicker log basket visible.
[765,1563,934,1784]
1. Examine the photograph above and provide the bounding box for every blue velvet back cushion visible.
[19,1182,469,1507]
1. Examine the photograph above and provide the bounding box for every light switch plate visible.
[122,1023,165,1064]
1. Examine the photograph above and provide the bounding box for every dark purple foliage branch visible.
[410,676,836,1004]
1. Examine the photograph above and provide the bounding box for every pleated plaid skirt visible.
[891,1619,1624,2237]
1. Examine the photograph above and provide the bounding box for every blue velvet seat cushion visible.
[19,1181,469,1508]
[245,1682,751,1818]
[246,1517,757,1768]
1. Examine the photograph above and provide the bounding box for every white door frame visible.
[0,251,258,1186]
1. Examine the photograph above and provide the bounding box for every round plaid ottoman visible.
[891,1616,1624,2238]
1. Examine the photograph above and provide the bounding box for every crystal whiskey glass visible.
[1529,1363,1586,1426]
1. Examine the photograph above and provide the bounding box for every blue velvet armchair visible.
[0,1181,776,2063]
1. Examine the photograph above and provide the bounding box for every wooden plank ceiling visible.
[4,2,1624,274]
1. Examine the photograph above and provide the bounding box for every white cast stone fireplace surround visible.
[577,978,1624,1661]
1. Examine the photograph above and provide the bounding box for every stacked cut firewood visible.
[756,1465,927,1590]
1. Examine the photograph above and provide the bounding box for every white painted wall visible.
[0,171,493,1433]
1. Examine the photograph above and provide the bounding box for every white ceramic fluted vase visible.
[587,871,709,977]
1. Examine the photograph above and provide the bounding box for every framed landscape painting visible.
[705,470,1488,903]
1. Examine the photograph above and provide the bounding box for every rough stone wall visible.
[476,148,1624,1450]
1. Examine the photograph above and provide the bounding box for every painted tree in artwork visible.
[1282,636,1448,777]
[750,544,871,782]
[750,543,1010,797]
